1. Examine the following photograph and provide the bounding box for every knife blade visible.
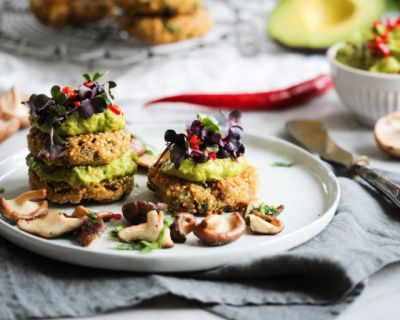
[286,119,400,209]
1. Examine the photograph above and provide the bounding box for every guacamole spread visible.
[27,151,136,189]
[336,19,400,74]
[160,157,247,183]
[32,109,125,136]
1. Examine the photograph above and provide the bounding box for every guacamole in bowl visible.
[336,18,400,74]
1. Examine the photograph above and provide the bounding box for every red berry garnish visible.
[113,213,122,220]
[74,101,81,107]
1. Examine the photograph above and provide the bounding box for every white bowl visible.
[327,42,400,127]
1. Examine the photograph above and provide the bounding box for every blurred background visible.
[0,0,399,160]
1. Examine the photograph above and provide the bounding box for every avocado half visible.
[268,0,386,50]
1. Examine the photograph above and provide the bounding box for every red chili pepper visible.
[113,213,122,220]
[189,135,199,146]
[191,144,200,151]
[108,104,122,115]
[146,74,332,111]
[209,152,216,160]
[74,101,81,107]
[84,81,94,87]
[62,86,72,96]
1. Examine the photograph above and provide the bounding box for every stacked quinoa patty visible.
[26,72,137,204]
[117,0,213,45]
[148,112,259,215]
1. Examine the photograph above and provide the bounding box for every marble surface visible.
[0,1,400,317]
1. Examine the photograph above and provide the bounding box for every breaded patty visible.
[119,7,213,45]
[30,0,114,28]
[117,0,202,15]
[27,128,131,167]
[29,170,134,204]
[148,163,259,215]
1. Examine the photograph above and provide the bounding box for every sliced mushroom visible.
[0,189,48,222]
[122,200,167,225]
[193,213,245,246]
[17,210,85,238]
[118,210,174,248]
[136,153,160,170]
[248,213,284,235]
[374,111,400,158]
[170,212,197,243]
[71,206,114,246]
[0,87,30,128]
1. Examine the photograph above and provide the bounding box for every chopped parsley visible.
[115,217,174,254]
[271,161,295,168]
[109,223,125,239]
[134,182,140,189]
[88,211,99,223]
[0,187,5,193]
[251,203,280,216]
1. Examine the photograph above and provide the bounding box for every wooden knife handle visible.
[352,164,400,208]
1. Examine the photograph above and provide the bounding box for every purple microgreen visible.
[78,99,95,119]
[164,111,245,168]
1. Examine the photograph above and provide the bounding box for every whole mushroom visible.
[122,200,167,225]
[194,212,245,246]
[118,210,174,248]
[0,189,48,222]
[170,212,197,243]
[248,211,284,235]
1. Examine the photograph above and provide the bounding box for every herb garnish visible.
[251,203,278,215]
[25,71,117,160]
[88,211,99,224]
[159,111,245,169]
[271,162,295,168]
[109,223,125,239]
[0,187,5,193]
[115,217,174,254]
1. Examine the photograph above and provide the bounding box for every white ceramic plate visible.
[0,123,340,273]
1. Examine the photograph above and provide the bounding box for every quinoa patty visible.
[148,163,259,215]
[29,170,134,204]
[30,0,114,28]
[117,0,202,15]
[27,128,132,167]
[119,7,213,45]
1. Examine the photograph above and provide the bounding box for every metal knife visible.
[286,119,400,209]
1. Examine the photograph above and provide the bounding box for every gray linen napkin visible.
[1,171,400,320]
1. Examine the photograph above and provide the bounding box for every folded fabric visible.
[1,171,399,320]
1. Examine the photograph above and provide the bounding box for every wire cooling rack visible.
[0,0,270,67]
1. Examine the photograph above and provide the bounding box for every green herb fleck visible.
[250,203,279,216]
[109,223,124,239]
[271,162,295,168]
[88,211,99,223]
[0,187,5,193]
[135,182,140,189]
[164,20,180,33]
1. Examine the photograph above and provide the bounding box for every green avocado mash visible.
[336,20,400,74]
[160,157,247,183]
[32,109,125,136]
[27,151,136,189]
